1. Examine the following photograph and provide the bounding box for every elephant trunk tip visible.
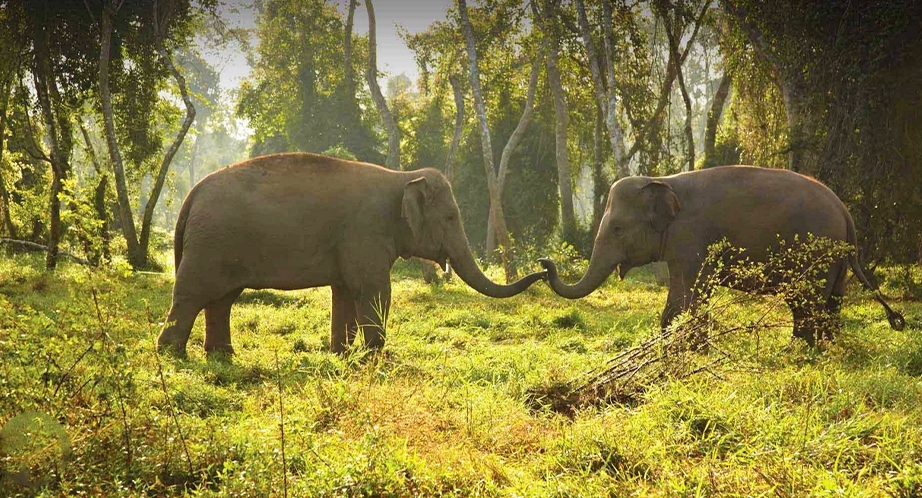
[538,257,558,280]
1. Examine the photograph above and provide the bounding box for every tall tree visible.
[535,0,577,245]
[660,1,695,171]
[444,72,464,185]
[365,0,400,169]
[703,72,731,167]
[29,6,74,270]
[457,0,517,280]
[575,0,625,175]
[93,0,199,269]
[485,51,542,254]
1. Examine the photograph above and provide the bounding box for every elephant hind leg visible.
[204,288,244,354]
[158,297,207,356]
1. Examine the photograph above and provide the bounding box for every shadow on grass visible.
[236,289,305,307]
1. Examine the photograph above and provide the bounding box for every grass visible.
[0,252,920,496]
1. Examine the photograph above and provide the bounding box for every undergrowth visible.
[0,251,919,496]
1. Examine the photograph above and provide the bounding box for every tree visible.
[365,0,400,169]
[457,0,521,280]
[92,0,201,269]
[534,0,577,245]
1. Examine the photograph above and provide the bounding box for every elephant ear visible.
[402,177,433,241]
[641,180,680,232]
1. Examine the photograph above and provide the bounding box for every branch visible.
[618,0,711,172]
[0,239,92,266]
[496,47,543,193]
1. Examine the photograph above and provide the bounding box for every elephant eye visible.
[612,226,624,236]
[445,214,456,222]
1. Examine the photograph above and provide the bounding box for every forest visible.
[1,0,921,495]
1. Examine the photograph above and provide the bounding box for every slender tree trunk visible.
[458,0,516,281]
[0,71,17,239]
[365,0,400,169]
[575,0,624,175]
[486,52,542,254]
[79,119,110,264]
[545,27,577,245]
[99,1,143,268]
[601,0,624,169]
[703,73,731,166]
[445,73,464,185]
[661,6,694,171]
[140,36,196,264]
[591,106,606,237]
[32,20,73,270]
[342,0,365,157]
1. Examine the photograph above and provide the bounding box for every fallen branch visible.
[1,238,92,266]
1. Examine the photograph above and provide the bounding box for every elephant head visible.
[400,173,546,297]
[540,177,680,298]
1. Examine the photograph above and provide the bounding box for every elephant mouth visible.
[617,263,633,280]
[436,255,449,272]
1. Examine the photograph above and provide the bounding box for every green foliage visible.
[236,0,382,163]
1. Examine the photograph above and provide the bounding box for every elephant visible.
[539,165,905,345]
[157,152,546,356]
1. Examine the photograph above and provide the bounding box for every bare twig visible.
[275,350,288,498]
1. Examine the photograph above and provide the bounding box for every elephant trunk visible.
[449,238,545,298]
[539,236,617,299]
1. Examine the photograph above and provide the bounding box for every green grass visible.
[0,252,920,496]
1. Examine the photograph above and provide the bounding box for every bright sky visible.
[205,0,455,92]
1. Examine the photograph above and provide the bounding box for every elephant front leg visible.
[354,281,392,351]
[330,285,358,354]
[661,266,710,350]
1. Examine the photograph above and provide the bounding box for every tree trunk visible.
[365,0,400,169]
[723,0,815,173]
[99,1,143,268]
[139,36,196,266]
[546,29,577,245]
[575,0,625,175]
[661,6,695,171]
[591,106,607,237]
[445,73,464,185]
[31,19,73,271]
[486,52,542,255]
[458,0,516,282]
[78,119,110,264]
[703,72,731,167]
[601,0,624,169]
[0,69,17,239]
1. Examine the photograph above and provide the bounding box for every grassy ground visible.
[1,252,921,496]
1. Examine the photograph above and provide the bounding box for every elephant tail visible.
[173,195,193,275]
[845,211,905,330]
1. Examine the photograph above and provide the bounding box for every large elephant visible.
[540,166,904,345]
[157,152,546,355]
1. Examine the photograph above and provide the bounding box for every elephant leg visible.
[204,288,243,354]
[330,285,358,354]
[354,281,391,351]
[157,298,205,356]
[821,261,848,341]
[790,304,819,347]
[662,263,714,351]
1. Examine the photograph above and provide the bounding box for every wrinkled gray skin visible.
[540,166,904,345]
[158,153,546,356]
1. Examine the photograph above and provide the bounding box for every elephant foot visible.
[157,338,188,358]
[204,343,235,356]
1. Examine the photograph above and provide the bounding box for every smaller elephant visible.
[157,153,546,356]
[539,166,904,345]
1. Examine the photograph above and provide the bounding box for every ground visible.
[0,252,920,496]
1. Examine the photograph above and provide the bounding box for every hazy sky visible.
[205,0,455,91]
